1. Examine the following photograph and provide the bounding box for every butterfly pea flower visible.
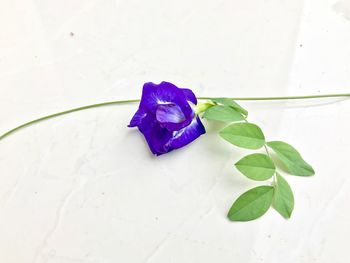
[128,81,206,155]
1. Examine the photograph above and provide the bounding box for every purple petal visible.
[182,88,197,104]
[136,112,157,133]
[128,81,204,156]
[128,108,148,127]
[167,116,206,150]
[155,103,192,131]
[140,82,193,119]
[134,112,172,155]
[156,104,186,124]
[141,123,173,155]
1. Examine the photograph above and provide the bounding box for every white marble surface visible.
[1,0,350,262]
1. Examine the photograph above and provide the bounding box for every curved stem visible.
[0,93,349,142]
[0,99,139,141]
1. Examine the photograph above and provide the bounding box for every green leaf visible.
[267,141,315,176]
[273,173,294,218]
[202,105,245,122]
[210,98,248,117]
[219,123,265,149]
[228,186,274,221]
[235,153,276,181]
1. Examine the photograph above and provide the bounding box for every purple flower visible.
[128,82,206,155]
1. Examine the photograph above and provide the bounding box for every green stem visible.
[264,144,277,185]
[0,99,139,142]
[199,93,350,101]
[0,93,349,142]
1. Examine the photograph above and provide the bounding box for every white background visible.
[1,0,350,262]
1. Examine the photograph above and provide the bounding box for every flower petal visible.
[132,112,171,155]
[155,103,192,131]
[128,81,204,156]
[182,88,197,104]
[156,104,186,124]
[128,108,148,127]
[167,116,206,150]
[141,122,173,155]
[140,82,193,119]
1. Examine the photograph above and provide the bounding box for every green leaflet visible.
[197,97,315,221]
[219,123,265,149]
[273,173,294,218]
[210,98,248,117]
[235,153,275,181]
[228,186,274,221]
[202,105,245,122]
[267,141,315,176]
